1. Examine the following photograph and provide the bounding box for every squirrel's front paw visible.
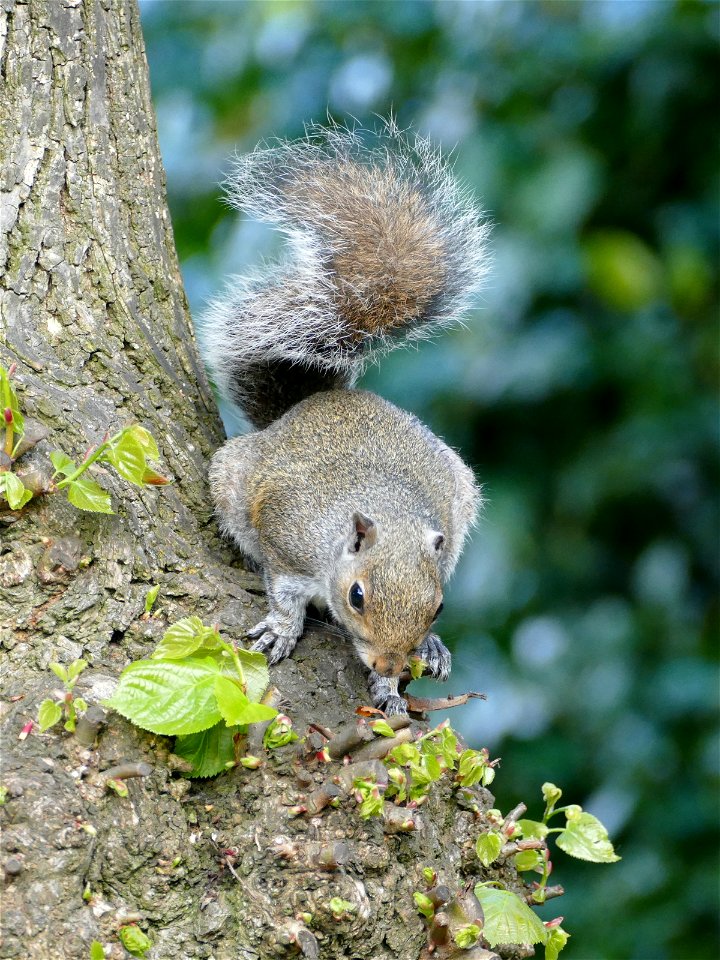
[416,633,452,681]
[247,620,298,665]
[383,694,409,717]
[367,671,408,716]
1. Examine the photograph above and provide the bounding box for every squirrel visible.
[203,122,489,715]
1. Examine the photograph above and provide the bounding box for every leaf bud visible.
[240,755,262,769]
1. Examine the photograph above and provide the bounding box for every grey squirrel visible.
[203,122,489,715]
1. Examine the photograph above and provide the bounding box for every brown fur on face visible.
[333,538,443,676]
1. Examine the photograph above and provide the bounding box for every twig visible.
[406,691,487,714]
[326,719,374,759]
[524,883,565,903]
[101,761,152,781]
[500,838,545,858]
[334,759,388,793]
[349,726,412,762]
[304,782,341,815]
[308,721,333,740]
[383,801,418,833]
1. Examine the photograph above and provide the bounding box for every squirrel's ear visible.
[428,531,445,553]
[349,511,377,553]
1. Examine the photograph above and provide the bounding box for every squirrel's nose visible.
[372,656,403,677]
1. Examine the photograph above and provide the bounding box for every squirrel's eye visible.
[349,582,365,613]
[434,602,444,621]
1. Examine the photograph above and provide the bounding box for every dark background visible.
[139,2,719,957]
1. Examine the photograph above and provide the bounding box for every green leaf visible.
[473,885,548,947]
[240,754,262,769]
[454,923,481,949]
[457,748,488,786]
[438,725,458,768]
[385,765,407,803]
[89,941,105,960]
[235,700,277,723]
[514,849,545,872]
[67,659,88,681]
[144,584,160,614]
[517,819,549,840]
[38,699,63,732]
[545,925,571,960]
[213,675,250,725]
[151,616,209,660]
[73,697,88,713]
[66,477,114,513]
[555,811,621,863]
[263,714,298,749]
[409,759,434,786]
[49,662,68,683]
[118,924,152,957]
[328,897,355,917]
[413,891,435,919]
[359,790,384,819]
[0,472,33,510]
[103,431,146,485]
[106,657,223,735]
[127,425,159,461]
[369,719,395,737]
[49,450,76,477]
[425,751,442,781]
[106,777,129,797]
[476,831,503,867]
[1,365,25,440]
[388,742,420,766]
[235,647,270,703]
[408,656,426,680]
[174,723,239,778]
[542,782,562,812]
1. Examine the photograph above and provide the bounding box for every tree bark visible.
[0,3,525,959]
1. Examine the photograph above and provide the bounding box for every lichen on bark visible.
[0,3,528,959]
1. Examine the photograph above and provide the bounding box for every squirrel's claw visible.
[248,620,298,665]
[246,621,269,641]
[416,633,452,682]
[368,671,408,716]
[383,695,410,717]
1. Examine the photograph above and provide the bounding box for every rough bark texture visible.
[0,3,526,959]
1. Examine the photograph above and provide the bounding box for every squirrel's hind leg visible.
[248,573,315,666]
[209,435,265,568]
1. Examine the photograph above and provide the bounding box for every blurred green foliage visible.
[140,1,719,957]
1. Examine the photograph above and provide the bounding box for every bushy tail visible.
[201,121,490,428]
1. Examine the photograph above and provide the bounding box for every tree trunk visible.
[0,3,523,959]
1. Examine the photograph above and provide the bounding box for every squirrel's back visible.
[201,121,490,428]
[212,389,480,580]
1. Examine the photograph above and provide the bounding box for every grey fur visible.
[210,390,482,712]
[367,673,407,716]
[416,633,452,683]
[205,125,488,713]
[201,120,490,428]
